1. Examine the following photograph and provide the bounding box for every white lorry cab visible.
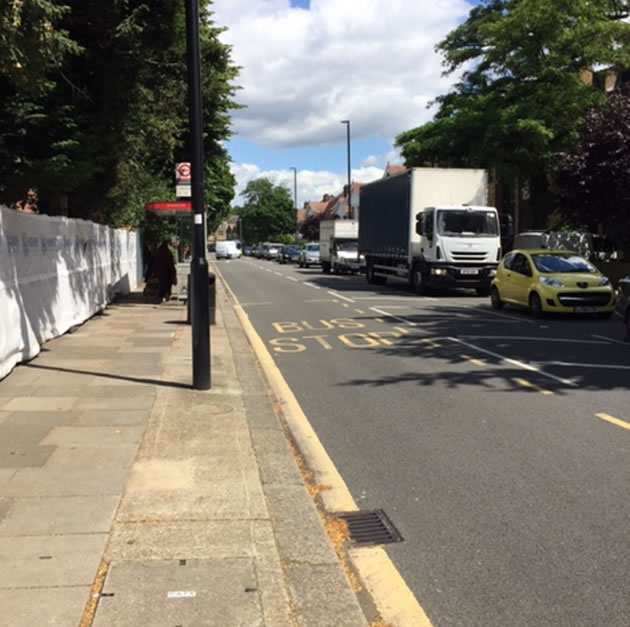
[359,168,502,295]
[319,219,365,274]
[215,240,241,259]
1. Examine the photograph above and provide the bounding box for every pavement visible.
[0,269,372,626]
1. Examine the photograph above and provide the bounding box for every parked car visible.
[243,245,253,256]
[278,244,301,264]
[616,275,630,339]
[298,243,320,268]
[490,249,616,318]
[264,243,282,260]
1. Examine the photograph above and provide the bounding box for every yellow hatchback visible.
[490,249,615,318]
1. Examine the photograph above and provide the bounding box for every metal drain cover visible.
[337,509,403,546]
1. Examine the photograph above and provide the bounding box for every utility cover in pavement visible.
[338,509,404,546]
[92,559,261,626]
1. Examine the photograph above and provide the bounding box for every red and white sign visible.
[175,162,191,183]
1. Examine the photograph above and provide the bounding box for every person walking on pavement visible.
[153,240,177,302]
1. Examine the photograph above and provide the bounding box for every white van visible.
[215,240,241,259]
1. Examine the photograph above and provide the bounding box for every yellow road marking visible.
[512,377,553,395]
[595,413,630,431]
[375,317,384,323]
[420,338,441,349]
[460,353,485,366]
[213,266,432,627]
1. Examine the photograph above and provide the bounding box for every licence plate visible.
[574,306,598,313]
[460,268,479,275]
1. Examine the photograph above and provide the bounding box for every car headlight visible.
[431,268,447,275]
[599,277,610,286]
[539,276,564,288]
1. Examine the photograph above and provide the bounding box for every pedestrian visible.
[153,240,177,302]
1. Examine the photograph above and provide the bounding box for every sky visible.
[210,0,479,208]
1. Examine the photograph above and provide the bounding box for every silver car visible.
[298,243,320,268]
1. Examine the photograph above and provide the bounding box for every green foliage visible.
[553,92,630,247]
[396,0,630,221]
[0,1,241,228]
[238,178,296,243]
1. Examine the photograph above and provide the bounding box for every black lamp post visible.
[185,0,210,390]
[340,120,352,219]
[290,166,298,239]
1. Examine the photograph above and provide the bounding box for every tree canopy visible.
[553,91,630,247]
[395,0,630,225]
[238,178,296,243]
[0,1,241,232]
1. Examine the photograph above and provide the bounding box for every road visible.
[216,256,630,627]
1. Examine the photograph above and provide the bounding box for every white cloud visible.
[230,163,383,208]
[212,0,471,147]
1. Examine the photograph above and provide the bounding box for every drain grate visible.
[337,509,403,546]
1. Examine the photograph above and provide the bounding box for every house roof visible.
[384,164,407,177]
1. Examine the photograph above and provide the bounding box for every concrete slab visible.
[0,397,77,412]
[106,520,257,560]
[0,495,120,535]
[0,444,56,468]
[286,564,368,627]
[93,559,262,627]
[40,426,144,447]
[73,396,155,411]
[46,443,140,469]
[73,410,149,426]
[0,410,78,428]
[0,587,90,627]
[0,534,106,587]
[264,484,339,565]
[1,467,128,497]
[0,470,16,490]
[0,498,11,523]
[251,428,305,486]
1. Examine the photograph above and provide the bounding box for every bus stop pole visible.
[185,0,210,390]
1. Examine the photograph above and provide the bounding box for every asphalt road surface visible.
[216,256,630,627]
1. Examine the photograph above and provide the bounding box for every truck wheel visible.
[412,265,428,295]
[322,262,330,274]
[366,261,386,285]
[333,263,340,275]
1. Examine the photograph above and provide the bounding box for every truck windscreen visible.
[336,241,358,251]
[437,210,498,237]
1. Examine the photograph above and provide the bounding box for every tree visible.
[396,0,630,226]
[238,178,295,243]
[0,1,240,229]
[553,91,630,248]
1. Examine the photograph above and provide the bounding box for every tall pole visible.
[290,167,298,239]
[185,0,210,390]
[341,120,352,219]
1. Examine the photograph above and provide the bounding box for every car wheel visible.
[490,285,503,309]
[529,291,543,318]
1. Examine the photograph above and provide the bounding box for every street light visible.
[289,166,298,239]
[185,0,210,390]
[340,120,352,219]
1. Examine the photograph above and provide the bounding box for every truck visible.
[319,219,364,274]
[359,167,501,295]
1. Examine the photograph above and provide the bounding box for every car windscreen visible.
[336,241,358,251]
[531,253,596,273]
[306,244,319,251]
[437,210,498,236]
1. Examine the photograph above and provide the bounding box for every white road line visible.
[530,361,630,371]
[274,272,283,276]
[355,309,365,314]
[304,281,321,290]
[370,306,418,327]
[354,295,437,301]
[592,334,628,346]
[328,290,355,303]
[463,336,612,345]
[287,276,299,282]
[448,337,578,386]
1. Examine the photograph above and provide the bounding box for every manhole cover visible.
[337,509,403,546]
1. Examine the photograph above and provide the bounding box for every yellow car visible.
[490,249,615,317]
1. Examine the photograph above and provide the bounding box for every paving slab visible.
[0,534,106,587]
[73,396,155,411]
[1,467,129,497]
[0,397,77,412]
[72,409,150,426]
[0,587,90,627]
[45,443,140,470]
[93,559,262,627]
[0,495,120,535]
[40,426,144,447]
